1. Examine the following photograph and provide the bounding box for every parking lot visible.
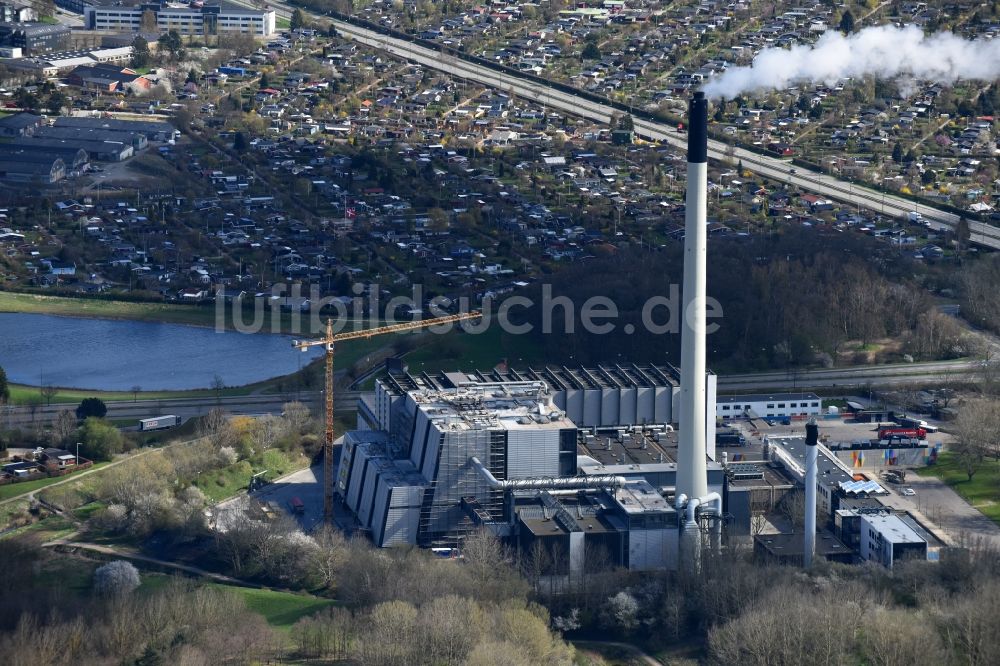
[880,474,1000,548]
[757,417,952,450]
[212,437,359,534]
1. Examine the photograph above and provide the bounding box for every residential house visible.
[66,63,152,92]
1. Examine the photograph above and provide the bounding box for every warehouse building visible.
[0,154,65,183]
[1,47,134,75]
[35,126,148,151]
[66,62,152,92]
[0,143,88,174]
[82,1,276,37]
[717,392,822,419]
[54,116,175,141]
[0,111,43,138]
[10,136,132,162]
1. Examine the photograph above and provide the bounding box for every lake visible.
[0,312,323,391]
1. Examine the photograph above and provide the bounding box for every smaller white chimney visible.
[804,419,819,568]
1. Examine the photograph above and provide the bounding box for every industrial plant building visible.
[336,369,940,571]
[716,392,822,419]
[338,365,725,571]
[362,364,718,460]
[82,1,277,37]
[333,92,942,574]
[765,433,941,568]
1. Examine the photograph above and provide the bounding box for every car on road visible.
[901,488,916,496]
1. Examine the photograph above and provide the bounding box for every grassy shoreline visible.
[0,290,403,401]
[0,290,378,335]
[0,290,225,329]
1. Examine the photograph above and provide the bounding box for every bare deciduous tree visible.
[51,409,76,446]
[39,384,57,407]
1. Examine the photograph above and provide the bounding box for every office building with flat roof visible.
[83,1,276,37]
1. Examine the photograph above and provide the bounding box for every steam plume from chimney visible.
[702,24,1000,101]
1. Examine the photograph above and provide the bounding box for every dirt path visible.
[43,539,261,588]
[0,437,206,508]
[572,640,664,666]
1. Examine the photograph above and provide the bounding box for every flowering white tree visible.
[93,560,141,597]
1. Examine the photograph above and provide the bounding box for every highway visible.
[242,1,1000,249]
[1,391,363,428]
[2,357,980,428]
[717,359,979,391]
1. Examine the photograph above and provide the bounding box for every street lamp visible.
[75,442,81,466]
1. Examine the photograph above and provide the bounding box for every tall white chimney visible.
[804,418,819,568]
[677,91,709,504]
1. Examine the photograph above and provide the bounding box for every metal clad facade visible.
[619,387,637,425]
[336,436,356,496]
[583,389,601,426]
[345,449,368,511]
[636,387,654,424]
[409,409,430,468]
[627,528,676,570]
[425,429,491,535]
[601,388,619,425]
[657,387,672,423]
[357,464,379,529]
[569,532,585,574]
[565,389,583,425]
[706,373,717,461]
[372,481,391,544]
[420,430,440,482]
[507,429,559,479]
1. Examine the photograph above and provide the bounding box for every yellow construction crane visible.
[294,311,483,524]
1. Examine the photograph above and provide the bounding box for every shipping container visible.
[139,415,181,431]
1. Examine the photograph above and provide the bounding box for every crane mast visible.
[294,311,483,524]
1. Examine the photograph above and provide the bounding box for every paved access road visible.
[881,474,1000,548]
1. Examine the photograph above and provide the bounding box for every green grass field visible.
[140,575,335,629]
[72,501,105,521]
[218,585,337,630]
[918,452,1000,524]
[0,463,112,502]
[0,291,222,328]
[401,325,545,375]
[7,381,258,405]
[7,514,77,541]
